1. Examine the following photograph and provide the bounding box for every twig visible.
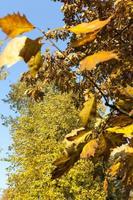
[37,27,132,119]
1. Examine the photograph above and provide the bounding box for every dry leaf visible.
[0,12,35,38]
[80,50,119,71]
[68,15,113,34]
[0,36,27,68]
[19,37,42,63]
[79,93,96,126]
[80,139,98,158]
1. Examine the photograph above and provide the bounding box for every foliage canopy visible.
[0,0,133,199]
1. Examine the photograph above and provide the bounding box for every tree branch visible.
[37,28,133,119]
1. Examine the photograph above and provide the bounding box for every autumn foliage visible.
[0,0,133,199]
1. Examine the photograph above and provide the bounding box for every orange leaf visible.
[80,50,119,71]
[0,12,35,38]
[103,178,108,193]
[80,139,98,158]
[68,15,113,34]
[108,162,121,177]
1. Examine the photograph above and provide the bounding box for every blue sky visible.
[0,0,64,195]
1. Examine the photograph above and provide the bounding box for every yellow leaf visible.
[0,36,27,68]
[68,15,113,34]
[80,139,98,158]
[0,13,35,38]
[71,31,98,47]
[107,124,133,138]
[28,51,43,77]
[79,93,96,127]
[80,50,119,71]
[64,127,91,148]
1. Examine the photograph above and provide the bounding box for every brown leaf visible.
[107,114,133,128]
[0,12,35,38]
[19,37,42,63]
[52,142,84,179]
[80,139,98,158]
[80,50,119,71]
[68,15,113,34]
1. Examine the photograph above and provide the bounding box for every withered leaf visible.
[19,37,42,63]
[107,114,133,127]
[52,142,85,179]
[0,12,35,38]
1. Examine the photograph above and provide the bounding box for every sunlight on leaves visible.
[80,50,119,71]
[79,93,96,127]
[0,36,27,68]
[106,124,133,138]
[68,15,113,34]
[80,139,98,158]
[71,31,99,47]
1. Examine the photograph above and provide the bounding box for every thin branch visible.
[37,28,132,119]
